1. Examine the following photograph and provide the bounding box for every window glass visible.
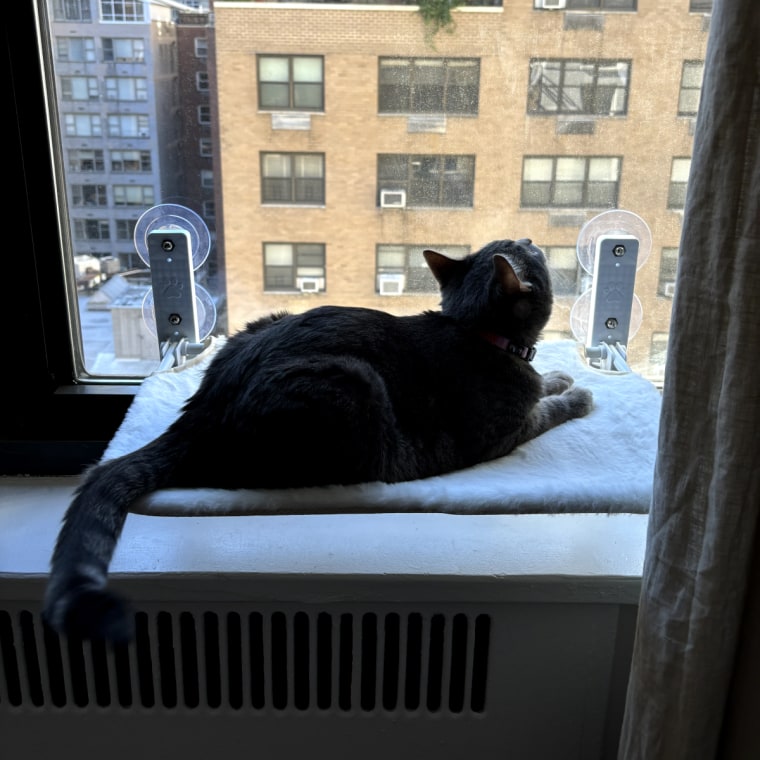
[36,0,709,385]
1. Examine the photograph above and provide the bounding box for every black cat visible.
[43,238,592,642]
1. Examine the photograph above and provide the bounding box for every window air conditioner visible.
[380,189,406,209]
[378,273,406,296]
[664,282,676,297]
[539,0,567,9]
[296,276,324,293]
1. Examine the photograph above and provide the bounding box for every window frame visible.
[2,2,136,476]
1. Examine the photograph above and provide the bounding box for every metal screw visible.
[613,245,626,257]
[161,239,175,252]
[169,313,182,325]
[605,317,618,329]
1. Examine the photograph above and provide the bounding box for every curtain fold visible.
[618,0,760,758]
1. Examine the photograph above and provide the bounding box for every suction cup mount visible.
[134,204,216,368]
[569,210,651,372]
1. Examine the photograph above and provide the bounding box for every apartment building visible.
[211,0,710,379]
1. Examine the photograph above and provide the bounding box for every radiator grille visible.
[0,608,490,714]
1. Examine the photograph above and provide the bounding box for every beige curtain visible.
[618,0,760,757]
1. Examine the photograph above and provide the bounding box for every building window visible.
[71,184,108,207]
[74,219,110,241]
[658,247,678,298]
[102,37,145,63]
[534,0,637,9]
[56,37,96,62]
[264,243,326,292]
[521,156,621,208]
[528,60,630,116]
[113,185,155,206]
[258,55,324,111]
[544,246,583,296]
[68,149,105,172]
[110,149,151,172]
[199,138,213,158]
[376,245,469,294]
[100,1,147,23]
[689,0,712,11]
[60,76,99,101]
[261,153,325,205]
[668,157,691,209]
[200,170,214,189]
[115,219,137,241]
[53,0,92,22]
[196,71,209,92]
[194,37,208,58]
[678,61,704,116]
[105,77,148,101]
[64,113,102,137]
[202,200,215,219]
[107,114,150,138]
[198,105,211,125]
[378,58,480,115]
[377,154,476,208]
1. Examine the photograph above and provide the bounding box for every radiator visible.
[0,581,636,760]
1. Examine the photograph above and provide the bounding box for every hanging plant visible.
[417,0,464,43]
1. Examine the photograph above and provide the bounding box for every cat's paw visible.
[561,385,594,418]
[542,370,575,396]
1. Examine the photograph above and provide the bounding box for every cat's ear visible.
[423,249,460,286]
[493,254,532,295]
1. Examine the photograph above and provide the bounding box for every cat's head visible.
[423,239,553,346]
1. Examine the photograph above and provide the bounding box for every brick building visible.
[211,0,710,379]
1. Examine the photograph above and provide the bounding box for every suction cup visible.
[134,204,211,270]
[570,288,643,344]
[142,283,217,341]
[576,210,651,275]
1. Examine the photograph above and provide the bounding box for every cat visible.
[43,238,593,642]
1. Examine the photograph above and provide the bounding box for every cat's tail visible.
[43,434,184,642]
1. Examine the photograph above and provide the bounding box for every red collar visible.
[479,331,536,362]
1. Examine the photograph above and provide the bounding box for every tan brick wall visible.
[213,1,708,375]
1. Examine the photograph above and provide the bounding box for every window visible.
[378,58,480,115]
[202,200,215,218]
[196,71,209,92]
[678,61,704,116]
[668,158,691,209]
[72,184,108,207]
[115,218,137,241]
[521,156,621,208]
[68,149,105,172]
[528,60,630,116]
[544,246,583,296]
[56,36,95,62]
[53,0,92,22]
[199,138,213,157]
[377,245,469,294]
[195,38,208,58]
[64,113,102,137]
[658,248,678,297]
[689,0,713,11]
[377,154,475,208]
[104,77,148,101]
[60,76,99,101]
[107,113,149,138]
[198,105,211,125]
[74,219,110,241]
[261,153,325,205]
[112,184,155,206]
[200,170,213,189]
[534,0,637,9]
[110,149,151,172]
[264,243,326,292]
[100,1,147,23]
[258,55,324,111]
[102,37,145,63]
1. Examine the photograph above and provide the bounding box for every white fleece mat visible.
[104,339,661,516]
